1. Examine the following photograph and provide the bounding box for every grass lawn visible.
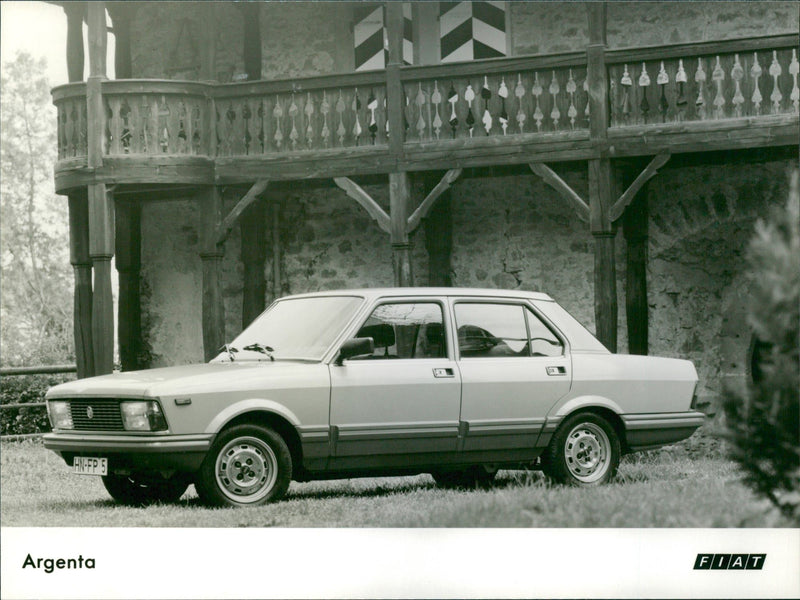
[0,434,793,527]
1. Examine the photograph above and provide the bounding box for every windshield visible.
[216,295,364,361]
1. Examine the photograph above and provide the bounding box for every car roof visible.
[278,287,554,302]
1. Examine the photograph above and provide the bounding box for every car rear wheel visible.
[195,424,292,507]
[543,413,620,486]
[102,473,189,505]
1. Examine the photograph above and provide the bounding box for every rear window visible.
[532,300,609,353]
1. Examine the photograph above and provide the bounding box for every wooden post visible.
[68,193,94,378]
[239,3,262,81]
[115,202,142,370]
[63,3,85,82]
[241,201,267,328]
[107,3,138,79]
[200,187,225,361]
[89,184,115,374]
[385,2,405,157]
[390,172,413,287]
[587,3,617,352]
[199,4,217,81]
[423,175,453,287]
[86,2,115,373]
[270,201,282,300]
[623,181,649,356]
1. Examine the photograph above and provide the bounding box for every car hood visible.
[45,361,319,399]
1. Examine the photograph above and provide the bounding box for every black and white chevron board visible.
[440,1,506,63]
[354,3,413,71]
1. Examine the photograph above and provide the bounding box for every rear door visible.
[452,299,572,454]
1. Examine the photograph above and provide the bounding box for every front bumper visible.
[43,432,214,473]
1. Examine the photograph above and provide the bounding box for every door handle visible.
[433,368,455,378]
[546,366,567,376]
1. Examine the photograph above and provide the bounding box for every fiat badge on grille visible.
[86,406,94,419]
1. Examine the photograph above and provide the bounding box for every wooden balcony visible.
[53,34,799,192]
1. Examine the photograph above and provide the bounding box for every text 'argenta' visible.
[22,554,96,573]
[693,554,766,570]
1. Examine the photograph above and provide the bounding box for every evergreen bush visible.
[0,374,73,436]
[722,172,800,521]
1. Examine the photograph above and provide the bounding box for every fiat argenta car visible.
[44,288,704,507]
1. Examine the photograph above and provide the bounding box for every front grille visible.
[68,399,125,431]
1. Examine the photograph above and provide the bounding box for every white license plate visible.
[73,456,108,476]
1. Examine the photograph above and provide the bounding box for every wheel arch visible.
[555,403,629,453]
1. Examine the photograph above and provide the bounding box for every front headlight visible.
[120,401,168,432]
[47,401,73,429]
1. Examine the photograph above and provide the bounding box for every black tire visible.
[431,465,498,489]
[102,473,189,506]
[195,424,292,507]
[542,412,620,486]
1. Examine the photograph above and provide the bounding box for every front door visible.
[452,300,572,455]
[329,301,461,468]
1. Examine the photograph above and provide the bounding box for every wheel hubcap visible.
[215,436,278,503]
[564,422,610,483]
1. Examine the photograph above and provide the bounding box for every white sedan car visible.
[44,288,704,507]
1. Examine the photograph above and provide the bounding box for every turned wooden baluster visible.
[288,95,299,149]
[257,99,266,153]
[169,97,183,153]
[731,54,745,118]
[352,88,362,145]
[638,63,651,123]
[675,59,688,120]
[695,58,707,120]
[447,83,459,138]
[159,96,171,153]
[320,91,331,147]
[305,92,315,148]
[368,90,379,144]
[481,76,492,134]
[431,81,443,139]
[498,78,509,135]
[178,100,190,154]
[415,83,426,140]
[66,102,77,156]
[336,90,346,146]
[657,61,669,122]
[549,71,560,130]
[567,69,577,129]
[464,83,475,136]
[769,51,783,114]
[712,56,726,119]
[620,64,632,124]
[790,49,799,114]
[273,96,284,149]
[108,97,122,154]
[751,52,764,116]
[532,72,543,131]
[583,76,590,122]
[515,74,526,132]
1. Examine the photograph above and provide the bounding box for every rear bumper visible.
[43,432,214,473]
[622,411,706,451]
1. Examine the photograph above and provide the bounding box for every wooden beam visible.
[385,1,406,156]
[623,186,649,356]
[214,179,269,246]
[586,3,609,141]
[333,177,391,234]
[529,163,590,223]
[241,200,267,328]
[423,181,453,287]
[63,3,85,82]
[68,192,94,378]
[390,171,413,286]
[89,183,115,374]
[87,2,107,79]
[199,4,217,81]
[589,157,617,353]
[200,187,225,361]
[115,201,142,370]
[271,201,282,300]
[406,169,462,233]
[239,3,262,81]
[609,152,670,221]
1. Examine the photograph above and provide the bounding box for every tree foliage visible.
[1,51,72,366]
[723,172,800,522]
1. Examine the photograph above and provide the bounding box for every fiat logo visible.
[86,406,94,419]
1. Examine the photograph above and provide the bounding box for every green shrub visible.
[0,374,73,436]
[722,172,800,522]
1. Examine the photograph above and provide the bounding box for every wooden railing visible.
[52,34,798,164]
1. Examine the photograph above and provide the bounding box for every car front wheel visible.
[543,413,620,486]
[195,424,292,507]
[102,473,189,505]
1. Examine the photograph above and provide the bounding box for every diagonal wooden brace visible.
[334,177,392,234]
[609,151,671,222]
[406,169,462,234]
[530,162,591,223]
[214,179,270,246]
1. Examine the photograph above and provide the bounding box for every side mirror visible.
[334,337,374,366]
